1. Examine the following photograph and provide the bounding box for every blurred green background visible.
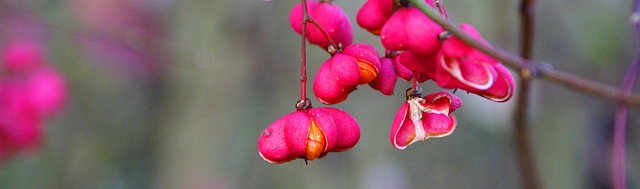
[0,0,639,188]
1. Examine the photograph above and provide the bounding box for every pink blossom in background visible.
[1,41,43,73]
[25,67,68,117]
[0,41,68,163]
[0,79,42,161]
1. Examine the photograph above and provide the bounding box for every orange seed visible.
[357,60,378,84]
[305,120,326,160]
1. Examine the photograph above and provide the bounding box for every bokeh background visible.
[0,0,639,188]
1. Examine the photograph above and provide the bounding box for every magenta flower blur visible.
[24,67,68,116]
[2,42,44,73]
[390,91,461,150]
[0,42,68,162]
[0,81,42,161]
[258,107,360,163]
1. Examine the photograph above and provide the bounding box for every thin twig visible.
[612,59,639,189]
[307,18,339,51]
[434,0,449,19]
[300,0,309,102]
[514,0,542,189]
[298,0,341,107]
[611,3,640,188]
[408,0,640,107]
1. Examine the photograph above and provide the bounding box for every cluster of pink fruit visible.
[258,0,515,163]
[0,42,68,162]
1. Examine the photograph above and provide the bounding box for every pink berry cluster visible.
[358,0,515,149]
[0,42,68,161]
[258,0,515,164]
[358,0,515,102]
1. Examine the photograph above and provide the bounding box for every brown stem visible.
[612,59,639,189]
[297,0,338,109]
[519,0,535,60]
[514,79,541,189]
[408,0,640,107]
[412,75,418,89]
[514,0,542,189]
[300,0,309,102]
[611,3,640,188]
